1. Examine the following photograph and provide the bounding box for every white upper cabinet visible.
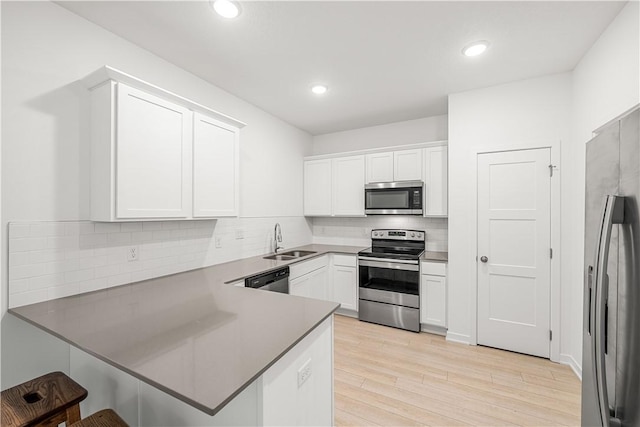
[332,156,365,216]
[365,148,423,183]
[393,149,423,181]
[83,66,244,222]
[116,83,192,219]
[304,159,332,216]
[192,113,239,217]
[423,146,448,216]
[365,152,394,183]
[304,155,365,217]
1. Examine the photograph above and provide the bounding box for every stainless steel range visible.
[358,229,424,332]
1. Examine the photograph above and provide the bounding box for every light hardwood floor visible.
[333,315,581,426]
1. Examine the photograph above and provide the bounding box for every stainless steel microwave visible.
[364,181,424,215]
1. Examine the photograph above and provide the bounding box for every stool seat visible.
[1,371,88,427]
[69,409,128,427]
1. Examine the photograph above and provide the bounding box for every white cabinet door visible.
[261,318,333,427]
[193,113,239,217]
[332,266,357,311]
[116,83,192,219]
[420,274,446,327]
[393,149,423,181]
[423,146,448,216]
[290,274,312,298]
[304,160,332,216]
[290,266,328,300]
[332,156,365,216]
[365,152,394,183]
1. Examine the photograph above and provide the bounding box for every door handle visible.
[480,256,488,263]
[592,195,624,427]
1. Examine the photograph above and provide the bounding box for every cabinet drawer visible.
[421,261,446,276]
[333,254,356,268]
[290,255,329,280]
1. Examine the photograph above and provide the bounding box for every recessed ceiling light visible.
[311,85,328,95]
[211,0,241,19]
[462,41,489,57]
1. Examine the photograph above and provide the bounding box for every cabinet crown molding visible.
[82,66,246,129]
[305,140,447,161]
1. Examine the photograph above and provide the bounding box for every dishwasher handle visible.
[245,267,290,289]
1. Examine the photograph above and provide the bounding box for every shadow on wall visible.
[25,80,91,220]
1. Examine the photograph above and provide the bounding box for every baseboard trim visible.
[446,331,471,345]
[420,324,447,336]
[559,353,582,380]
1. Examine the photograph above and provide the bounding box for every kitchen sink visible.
[263,250,317,261]
[280,250,317,258]
[263,254,296,261]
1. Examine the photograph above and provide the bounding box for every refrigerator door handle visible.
[593,195,625,427]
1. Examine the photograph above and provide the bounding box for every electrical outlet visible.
[215,236,222,248]
[235,229,245,240]
[297,359,312,388]
[127,246,139,262]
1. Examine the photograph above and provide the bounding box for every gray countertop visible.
[421,251,449,262]
[9,245,356,416]
[8,243,448,416]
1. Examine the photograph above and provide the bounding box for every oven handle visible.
[358,259,420,272]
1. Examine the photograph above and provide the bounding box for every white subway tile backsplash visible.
[9,279,29,294]
[8,217,313,308]
[311,216,448,251]
[94,222,121,233]
[120,222,143,232]
[9,224,31,239]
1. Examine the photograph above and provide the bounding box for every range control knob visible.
[373,232,378,237]
[411,232,415,238]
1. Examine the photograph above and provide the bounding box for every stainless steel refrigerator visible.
[583,106,640,427]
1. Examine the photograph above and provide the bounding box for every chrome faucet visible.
[274,223,284,253]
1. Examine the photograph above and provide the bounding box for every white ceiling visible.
[58,1,626,135]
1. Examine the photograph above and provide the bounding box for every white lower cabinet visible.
[420,262,447,329]
[330,255,357,312]
[290,256,330,299]
[290,255,358,313]
[261,318,333,426]
[290,267,328,299]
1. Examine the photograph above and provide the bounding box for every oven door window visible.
[359,264,419,295]
[366,189,409,209]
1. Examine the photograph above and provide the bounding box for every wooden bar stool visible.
[1,371,88,427]
[68,409,128,427]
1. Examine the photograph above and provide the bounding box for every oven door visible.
[358,257,421,331]
[364,181,423,215]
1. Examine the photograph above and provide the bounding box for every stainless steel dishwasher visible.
[244,266,290,294]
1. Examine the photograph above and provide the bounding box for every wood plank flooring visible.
[334,315,581,426]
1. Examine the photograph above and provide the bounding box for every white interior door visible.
[477,148,551,358]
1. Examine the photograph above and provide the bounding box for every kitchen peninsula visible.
[8,246,357,426]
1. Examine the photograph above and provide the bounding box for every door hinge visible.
[549,164,557,177]
[550,248,553,259]
[549,330,553,341]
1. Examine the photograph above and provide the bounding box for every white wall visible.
[448,73,572,353]
[311,115,447,155]
[1,1,313,314]
[565,1,640,374]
